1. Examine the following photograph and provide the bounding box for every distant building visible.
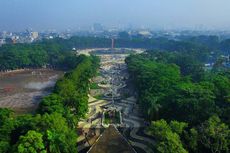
[92,23,104,32]
[0,38,6,46]
[48,36,54,39]
[2,31,7,38]
[31,32,39,40]
[11,36,19,44]
[138,30,152,37]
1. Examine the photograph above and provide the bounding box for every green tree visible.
[17,130,46,153]
[37,94,64,115]
[146,96,161,121]
[157,131,188,153]
[169,121,188,135]
[184,128,199,153]
[199,116,230,153]
[171,54,205,81]
[0,108,15,153]
[0,108,13,126]
[148,120,188,153]
[170,82,215,124]
[37,113,77,153]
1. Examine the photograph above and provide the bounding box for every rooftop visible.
[88,125,136,153]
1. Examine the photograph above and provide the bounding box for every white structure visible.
[31,32,39,40]
[0,39,6,46]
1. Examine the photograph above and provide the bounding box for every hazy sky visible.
[0,0,230,31]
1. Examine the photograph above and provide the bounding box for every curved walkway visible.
[78,55,156,153]
[129,140,153,153]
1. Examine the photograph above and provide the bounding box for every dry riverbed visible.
[0,69,64,114]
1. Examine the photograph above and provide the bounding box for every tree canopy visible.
[126,51,230,152]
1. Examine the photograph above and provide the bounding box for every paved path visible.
[130,128,155,146]
[77,55,155,153]
[129,140,154,153]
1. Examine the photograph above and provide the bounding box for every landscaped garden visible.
[90,82,100,89]
[93,94,104,100]
[103,110,121,125]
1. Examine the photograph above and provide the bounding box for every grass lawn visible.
[104,111,121,124]
[94,94,103,100]
[90,82,100,89]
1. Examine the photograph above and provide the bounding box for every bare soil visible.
[0,69,63,114]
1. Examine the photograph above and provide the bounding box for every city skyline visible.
[0,0,230,31]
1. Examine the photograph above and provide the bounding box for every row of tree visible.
[43,36,211,61]
[126,51,230,153]
[0,55,100,153]
[2,34,230,71]
[0,42,80,71]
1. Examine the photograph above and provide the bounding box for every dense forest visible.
[0,42,80,71]
[126,51,230,153]
[0,55,100,153]
[1,35,230,71]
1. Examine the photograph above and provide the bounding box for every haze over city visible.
[1,0,230,31]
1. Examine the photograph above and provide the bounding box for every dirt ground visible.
[0,91,50,114]
[0,69,63,114]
